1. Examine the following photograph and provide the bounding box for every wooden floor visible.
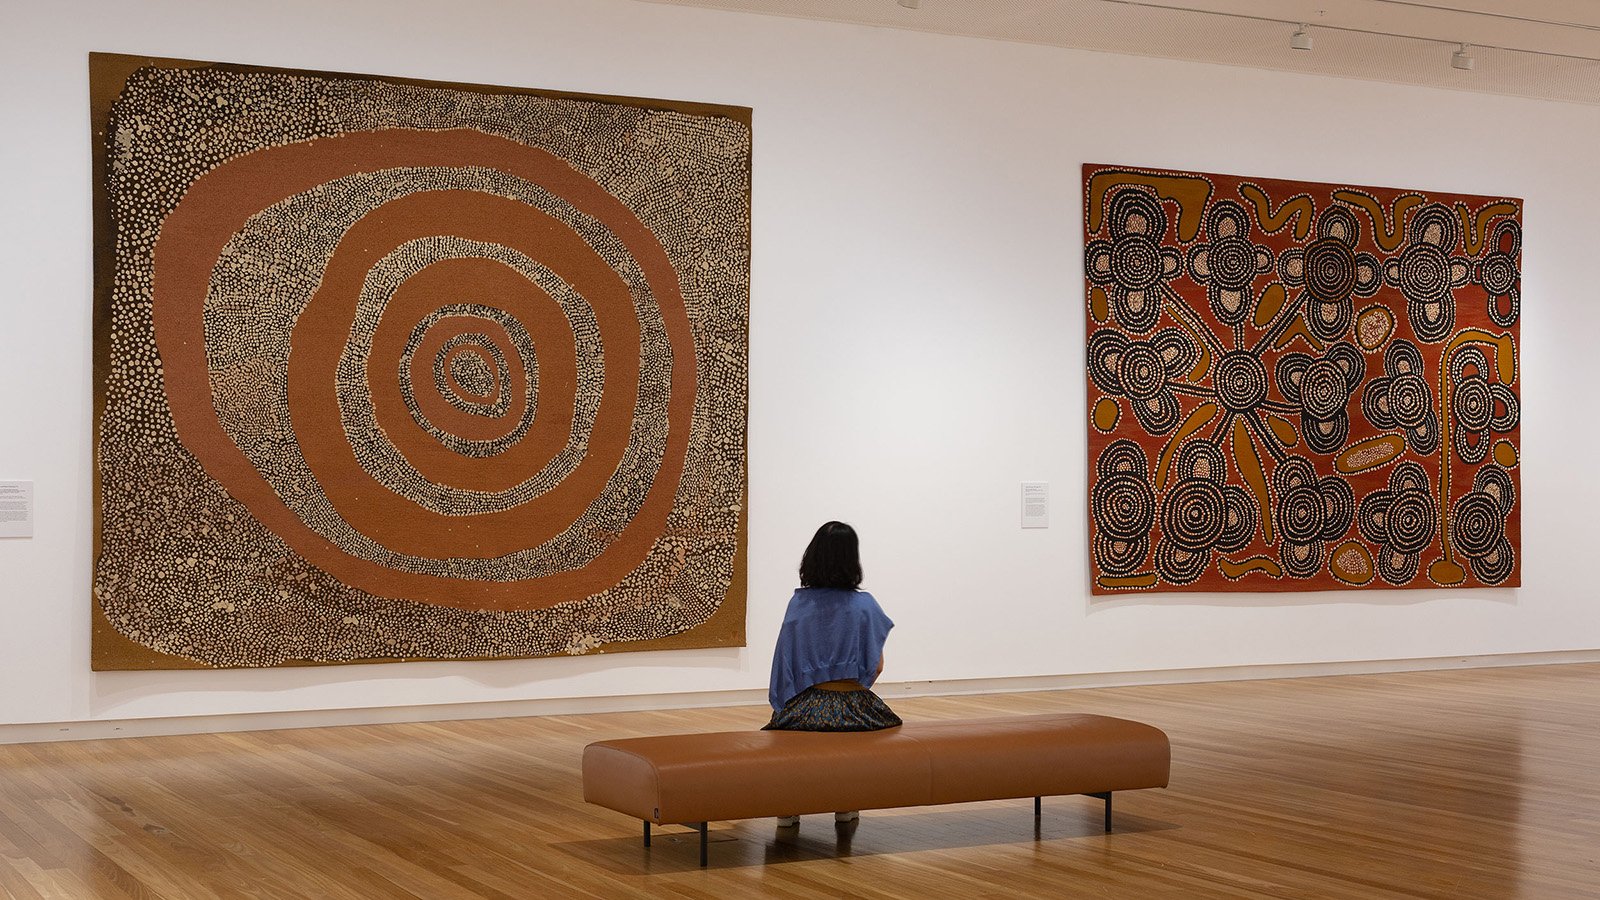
[1,663,1597,899]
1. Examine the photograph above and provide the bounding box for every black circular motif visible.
[1408,297,1456,344]
[1277,486,1325,544]
[1488,384,1520,433]
[1277,345,1361,457]
[1087,329,1129,396]
[1302,413,1350,456]
[1089,330,1195,437]
[1359,381,1390,428]
[1271,455,1349,578]
[1111,234,1163,291]
[1453,427,1488,465]
[1304,237,1357,302]
[1176,440,1227,485]
[1109,189,1168,242]
[1185,199,1268,329]
[1130,392,1182,436]
[1095,533,1149,576]
[1092,473,1157,540]
[1474,464,1516,513]
[1318,478,1356,541]
[1387,374,1431,429]
[1451,491,1503,559]
[1452,376,1492,432]
[1478,254,1515,295]
[1154,539,1208,585]
[1161,478,1227,552]
[1485,288,1519,329]
[1091,438,1157,576]
[1408,300,1455,344]
[1088,188,1181,335]
[1386,203,1465,343]
[1387,340,1425,378]
[1280,538,1323,579]
[1395,243,1451,302]
[1205,199,1252,243]
[1306,295,1354,344]
[1385,492,1436,554]
[1318,206,1361,244]
[1276,247,1305,286]
[1356,494,1389,546]
[1218,485,1256,553]
[1117,343,1166,401]
[1299,360,1350,419]
[1406,203,1461,248]
[1206,237,1257,291]
[1150,328,1199,372]
[1410,411,1440,456]
[1096,438,1149,480]
[1448,347,1518,465]
[1447,346,1486,386]
[1486,287,1519,328]
[1375,548,1421,584]
[1113,286,1162,334]
[1470,541,1515,585]
[1215,351,1268,413]
[1271,455,1316,498]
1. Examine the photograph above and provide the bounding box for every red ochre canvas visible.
[90,54,750,668]
[1083,164,1521,594]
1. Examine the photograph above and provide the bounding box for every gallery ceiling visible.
[637,0,1600,105]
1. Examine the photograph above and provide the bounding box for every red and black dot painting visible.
[1084,164,1520,594]
[91,54,750,668]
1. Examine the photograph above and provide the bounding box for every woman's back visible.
[769,587,893,710]
[764,522,900,734]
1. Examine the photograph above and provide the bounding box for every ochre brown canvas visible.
[1084,165,1521,594]
[91,54,750,668]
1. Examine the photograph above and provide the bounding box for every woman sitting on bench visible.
[765,521,901,823]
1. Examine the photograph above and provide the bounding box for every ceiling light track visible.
[1096,0,1600,64]
[1364,0,1600,34]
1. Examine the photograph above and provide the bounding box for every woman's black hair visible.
[799,521,863,590]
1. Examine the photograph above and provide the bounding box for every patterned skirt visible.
[762,684,903,732]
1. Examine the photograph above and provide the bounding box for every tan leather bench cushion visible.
[914,714,1169,804]
[583,713,1170,825]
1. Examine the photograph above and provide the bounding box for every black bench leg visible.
[698,821,708,867]
[1034,796,1042,817]
[643,820,651,847]
[1087,791,1112,832]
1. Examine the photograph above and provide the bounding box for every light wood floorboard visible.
[1,663,1596,898]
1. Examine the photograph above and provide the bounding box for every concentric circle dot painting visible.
[91,54,750,668]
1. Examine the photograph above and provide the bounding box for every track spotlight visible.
[1290,25,1313,51]
[1452,43,1475,70]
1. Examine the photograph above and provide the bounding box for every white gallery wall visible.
[1,0,1597,733]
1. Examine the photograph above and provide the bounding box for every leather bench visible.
[582,712,1171,865]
